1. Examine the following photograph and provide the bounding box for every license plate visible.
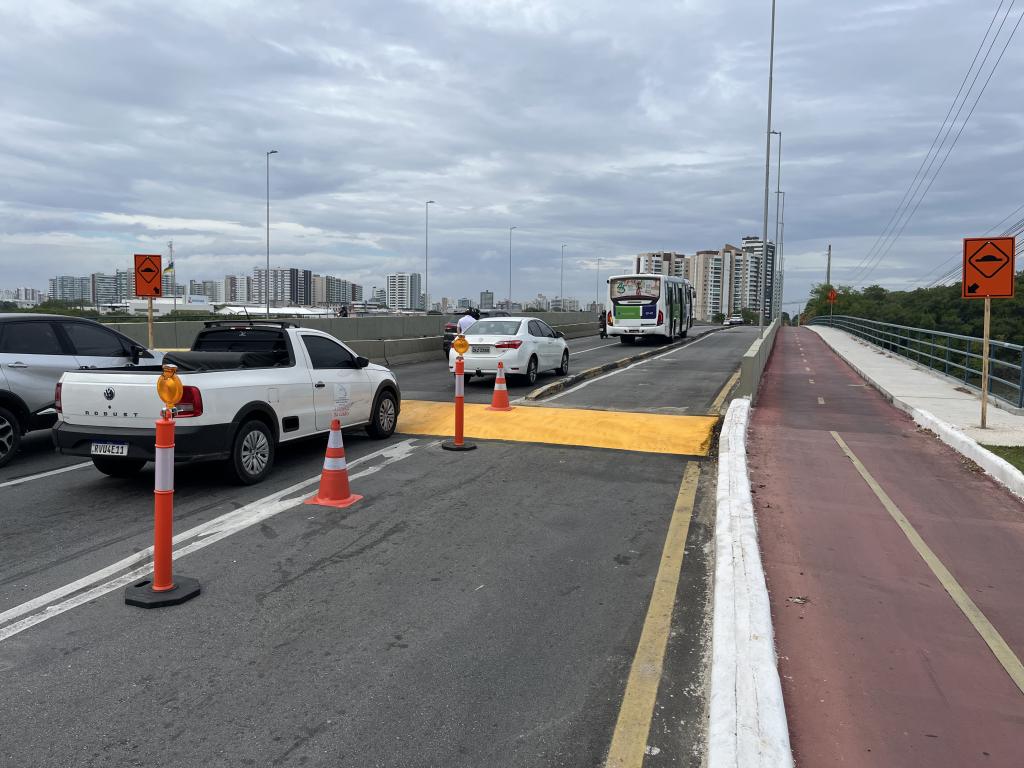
[472,345,490,353]
[91,442,128,457]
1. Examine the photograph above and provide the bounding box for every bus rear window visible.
[610,277,660,301]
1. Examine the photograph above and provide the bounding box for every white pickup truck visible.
[53,321,401,484]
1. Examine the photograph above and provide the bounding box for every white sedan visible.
[447,316,569,385]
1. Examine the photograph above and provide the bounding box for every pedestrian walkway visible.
[748,327,1024,768]
[810,325,1024,447]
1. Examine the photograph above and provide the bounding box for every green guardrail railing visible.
[807,315,1024,409]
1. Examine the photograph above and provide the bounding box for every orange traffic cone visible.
[305,419,363,509]
[487,361,514,411]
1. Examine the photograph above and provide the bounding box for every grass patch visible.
[981,444,1024,473]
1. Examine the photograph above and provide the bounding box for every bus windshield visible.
[610,277,660,302]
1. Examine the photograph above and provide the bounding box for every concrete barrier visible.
[736,319,780,406]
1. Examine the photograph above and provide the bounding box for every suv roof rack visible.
[202,320,298,329]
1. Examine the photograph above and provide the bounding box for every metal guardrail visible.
[807,315,1024,408]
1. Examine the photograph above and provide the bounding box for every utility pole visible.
[508,226,517,311]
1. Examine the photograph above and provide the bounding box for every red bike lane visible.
[748,327,1024,767]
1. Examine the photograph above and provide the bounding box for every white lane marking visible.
[804,366,812,372]
[546,332,720,402]
[817,397,826,405]
[0,439,429,642]
[0,462,91,490]
[570,341,621,356]
[808,379,815,384]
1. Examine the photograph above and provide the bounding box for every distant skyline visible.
[2,2,1022,314]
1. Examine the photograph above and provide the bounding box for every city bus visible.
[605,273,694,343]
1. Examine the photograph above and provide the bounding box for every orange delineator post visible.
[305,419,363,508]
[124,407,200,608]
[487,360,513,411]
[152,412,175,591]
[442,354,477,451]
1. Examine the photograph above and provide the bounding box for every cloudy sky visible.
[2,0,1022,310]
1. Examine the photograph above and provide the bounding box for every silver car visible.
[0,314,160,468]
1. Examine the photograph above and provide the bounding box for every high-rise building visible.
[288,268,313,306]
[252,267,291,306]
[202,280,223,303]
[739,236,775,319]
[114,269,135,301]
[161,272,184,298]
[90,273,120,306]
[385,273,423,311]
[480,290,494,310]
[457,297,472,309]
[371,287,387,305]
[189,280,205,296]
[223,275,251,303]
[635,251,687,277]
[689,247,737,321]
[48,275,90,303]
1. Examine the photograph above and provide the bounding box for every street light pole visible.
[508,226,517,311]
[759,0,778,337]
[266,149,278,319]
[771,130,782,321]
[777,190,786,320]
[560,244,566,311]
[424,200,435,312]
[596,257,602,308]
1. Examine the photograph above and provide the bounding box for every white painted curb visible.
[708,397,794,768]
[810,327,1024,502]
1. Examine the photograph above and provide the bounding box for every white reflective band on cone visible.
[495,382,506,391]
[328,429,343,449]
[324,457,347,471]
[154,446,174,492]
[455,376,464,397]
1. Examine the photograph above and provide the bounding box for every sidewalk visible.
[748,327,1024,767]
[809,325,1024,447]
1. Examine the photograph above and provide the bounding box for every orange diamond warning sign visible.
[134,253,163,297]
[962,237,1014,299]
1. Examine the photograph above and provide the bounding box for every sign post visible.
[962,236,1015,429]
[134,254,163,348]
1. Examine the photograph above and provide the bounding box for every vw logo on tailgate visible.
[103,388,115,401]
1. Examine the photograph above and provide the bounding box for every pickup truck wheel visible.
[366,390,398,439]
[92,457,146,477]
[0,406,22,469]
[230,420,275,485]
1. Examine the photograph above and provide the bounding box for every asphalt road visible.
[0,322,751,768]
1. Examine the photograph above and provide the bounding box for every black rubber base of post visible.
[124,575,201,609]
[441,440,478,451]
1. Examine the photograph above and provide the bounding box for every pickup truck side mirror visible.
[129,344,145,364]
[355,355,370,368]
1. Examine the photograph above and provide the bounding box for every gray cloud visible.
[1,0,1021,308]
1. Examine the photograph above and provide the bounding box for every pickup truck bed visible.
[53,322,401,484]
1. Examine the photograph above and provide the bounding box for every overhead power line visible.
[856,5,1024,286]
[848,1,1023,286]
[847,0,1011,283]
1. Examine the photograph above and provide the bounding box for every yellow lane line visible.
[831,431,1024,695]
[709,368,741,414]
[398,400,717,456]
[605,461,701,767]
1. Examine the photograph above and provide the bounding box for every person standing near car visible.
[457,308,479,335]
